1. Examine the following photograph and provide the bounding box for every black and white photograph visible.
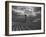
[12,6,41,31]
[5,1,45,36]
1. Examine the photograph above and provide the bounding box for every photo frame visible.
[5,1,45,36]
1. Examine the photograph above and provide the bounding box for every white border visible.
[9,3,44,34]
